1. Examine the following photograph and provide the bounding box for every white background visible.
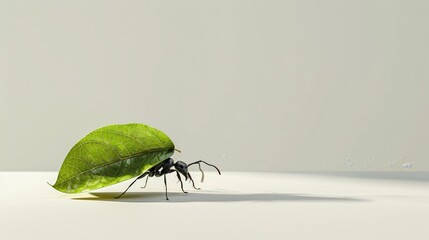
[1,0,428,172]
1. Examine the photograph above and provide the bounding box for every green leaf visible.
[52,123,175,193]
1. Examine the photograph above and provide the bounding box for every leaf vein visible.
[55,148,172,186]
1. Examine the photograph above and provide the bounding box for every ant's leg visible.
[164,174,169,200]
[163,170,187,195]
[188,172,200,190]
[140,175,149,188]
[169,170,188,194]
[115,172,148,199]
[162,170,186,201]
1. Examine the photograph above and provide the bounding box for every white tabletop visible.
[1,171,428,240]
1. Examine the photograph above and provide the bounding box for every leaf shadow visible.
[71,191,369,203]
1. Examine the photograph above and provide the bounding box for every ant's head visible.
[174,161,189,180]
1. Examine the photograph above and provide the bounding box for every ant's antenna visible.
[188,160,221,182]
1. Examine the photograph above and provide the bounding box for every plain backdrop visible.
[1,0,428,172]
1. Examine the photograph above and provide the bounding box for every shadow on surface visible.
[72,192,369,203]
[302,172,429,182]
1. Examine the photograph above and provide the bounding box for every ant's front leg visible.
[167,169,188,194]
[188,172,201,190]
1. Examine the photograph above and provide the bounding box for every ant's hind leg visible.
[115,172,148,199]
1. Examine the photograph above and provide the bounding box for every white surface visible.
[1,172,429,239]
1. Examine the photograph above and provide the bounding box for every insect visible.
[115,158,221,200]
[50,123,221,200]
